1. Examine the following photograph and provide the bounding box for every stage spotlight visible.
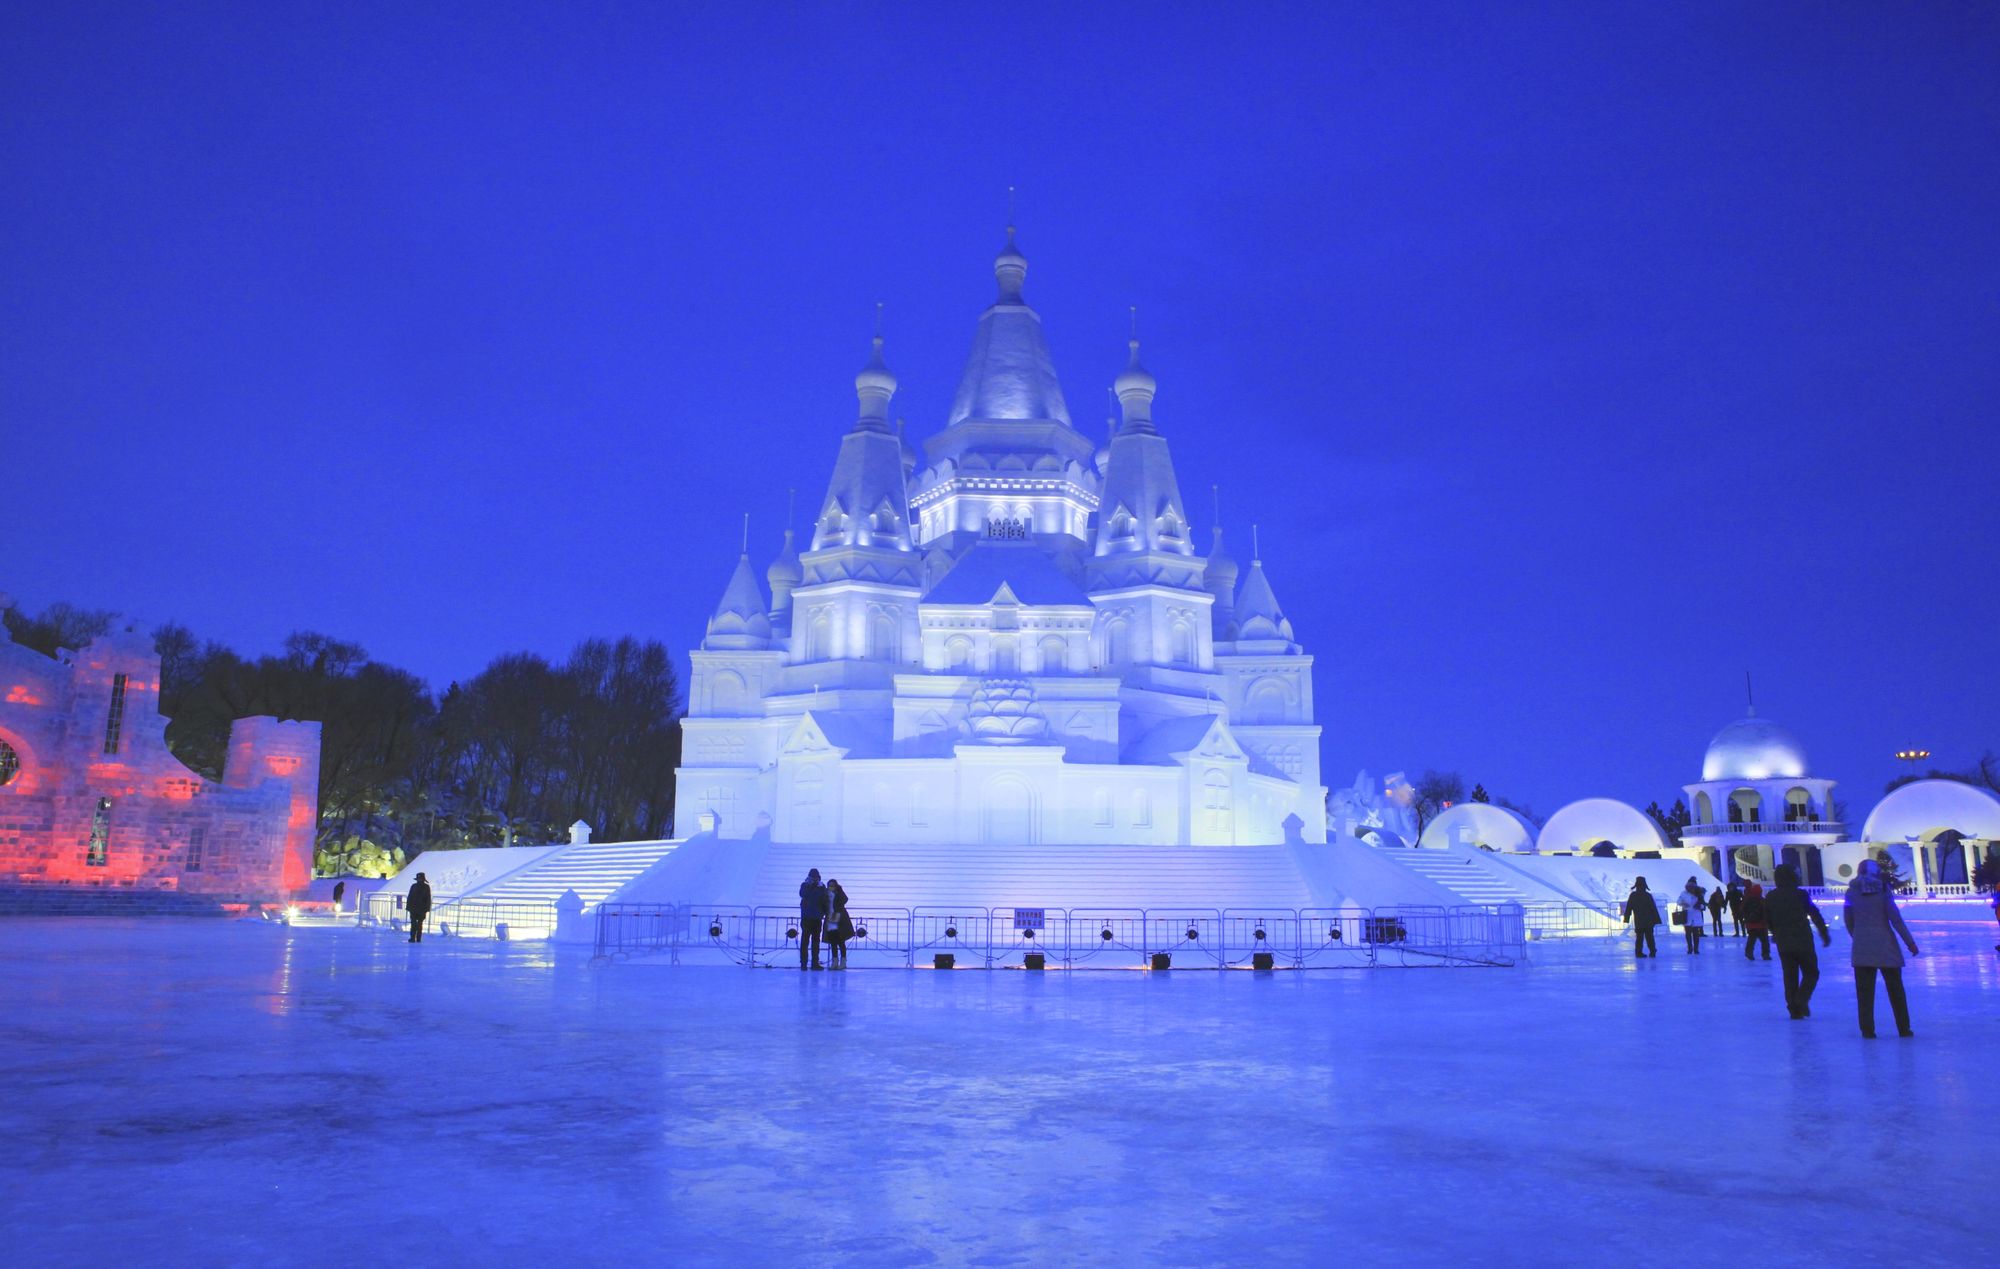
[708,923,722,938]
[1101,928,1114,941]
[1185,928,1198,941]
[1022,928,1035,941]
[855,926,868,939]
[787,926,799,940]
[1329,925,1342,941]
[1253,927,1267,941]
[944,926,958,940]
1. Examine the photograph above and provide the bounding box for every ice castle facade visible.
[676,231,1324,849]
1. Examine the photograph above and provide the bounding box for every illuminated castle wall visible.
[0,618,320,897]
[675,232,1325,847]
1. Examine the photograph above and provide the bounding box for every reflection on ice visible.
[0,917,1993,1264]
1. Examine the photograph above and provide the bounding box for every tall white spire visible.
[811,323,916,555]
[1093,329,1191,560]
[945,224,1071,427]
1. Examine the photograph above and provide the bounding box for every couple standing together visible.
[798,868,854,970]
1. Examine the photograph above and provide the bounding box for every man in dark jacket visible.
[798,868,829,970]
[407,872,433,944]
[1726,881,1745,936]
[1765,864,1830,1018]
[1622,878,1662,958]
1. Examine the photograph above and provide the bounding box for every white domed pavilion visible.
[1681,708,1842,884]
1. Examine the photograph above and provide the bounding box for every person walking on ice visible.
[1765,864,1829,1018]
[1706,885,1727,936]
[1739,882,1772,961]
[1623,877,1661,959]
[1843,858,1920,1038]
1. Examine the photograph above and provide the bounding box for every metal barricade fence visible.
[585,901,1529,969]
[431,898,557,940]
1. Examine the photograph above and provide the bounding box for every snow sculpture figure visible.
[1327,770,1420,846]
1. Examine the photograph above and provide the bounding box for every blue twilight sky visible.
[4,3,1997,817]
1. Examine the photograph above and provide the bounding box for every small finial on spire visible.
[1745,671,1755,715]
[873,301,884,339]
[1007,183,1016,229]
[1212,484,1221,526]
[787,486,796,526]
[1252,523,1262,561]
[741,512,750,555]
[1130,305,1139,340]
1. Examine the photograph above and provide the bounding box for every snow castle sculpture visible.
[675,229,1325,847]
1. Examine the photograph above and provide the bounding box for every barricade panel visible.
[1298,907,1375,967]
[1141,909,1225,969]
[988,906,1067,968]
[1068,908,1148,969]
[1220,909,1303,968]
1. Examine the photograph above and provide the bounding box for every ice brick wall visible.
[0,625,319,898]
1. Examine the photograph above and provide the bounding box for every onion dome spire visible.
[1113,309,1158,434]
[767,527,803,616]
[994,225,1027,303]
[853,304,896,432]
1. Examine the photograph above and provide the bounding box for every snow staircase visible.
[468,838,683,909]
[1368,844,1541,907]
[735,840,1320,911]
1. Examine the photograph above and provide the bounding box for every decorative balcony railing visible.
[1681,821,1845,837]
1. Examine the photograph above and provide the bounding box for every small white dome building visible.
[1536,799,1670,856]
[1680,709,1841,885]
[1855,778,2000,890]
[1419,802,1538,854]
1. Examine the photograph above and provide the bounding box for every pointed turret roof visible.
[946,228,1072,427]
[705,554,771,649]
[1234,544,1296,645]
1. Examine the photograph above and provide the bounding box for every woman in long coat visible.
[1843,858,1921,1038]
[825,880,856,968]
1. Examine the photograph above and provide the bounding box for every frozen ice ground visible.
[2,920,1996,1267]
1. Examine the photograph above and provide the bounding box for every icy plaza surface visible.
[2,922,1996,1266]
